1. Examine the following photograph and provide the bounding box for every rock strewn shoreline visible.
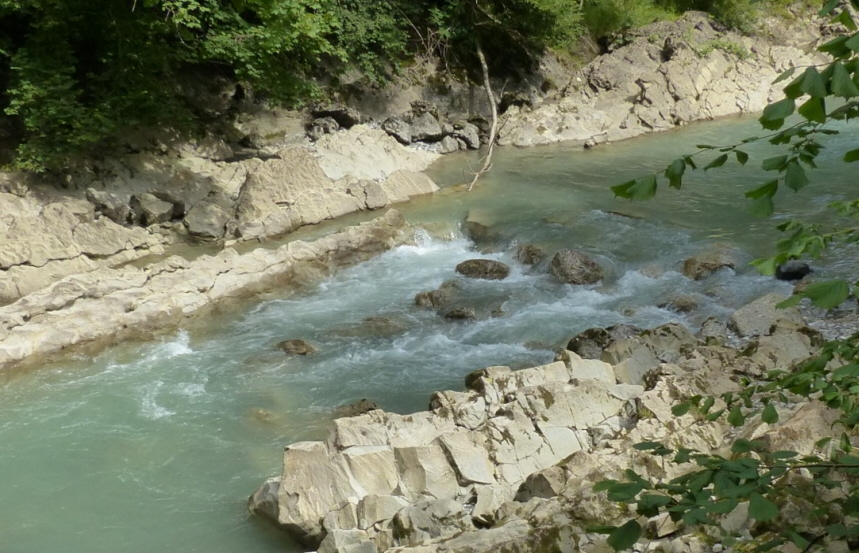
[249,295,828,553]
[0,210,412,371]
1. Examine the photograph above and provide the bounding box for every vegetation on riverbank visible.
[602,2,859,550]
[0,0,813,172]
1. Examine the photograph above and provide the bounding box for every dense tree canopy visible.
[0,0,794,172]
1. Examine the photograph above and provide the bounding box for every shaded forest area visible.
[0,0,807,171]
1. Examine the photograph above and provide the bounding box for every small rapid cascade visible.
[1,114,857,553]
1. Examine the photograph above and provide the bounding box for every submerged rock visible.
[331,316,409,338]
[549,249,603,284]
[455,259,510,280]
[334,399,379,418]
[681,244,737,280]
[658,294,699,313]
[415,281,460,309]
[276,339,317,355]
[776,260,812,281]
[515,244,545,266]
[443,306,477,320]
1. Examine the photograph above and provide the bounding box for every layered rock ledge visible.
[0,127,438,307]
[0,210,412,371]
[250,297,829,553]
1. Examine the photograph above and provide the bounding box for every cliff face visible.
[497,12,826,147]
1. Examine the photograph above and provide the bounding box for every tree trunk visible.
[468,41,498,191]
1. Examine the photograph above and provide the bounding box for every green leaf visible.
[593,480,618,492]
[843,494,859,516]
[820,0,840,16]
[732,438,765,453]
[846,32,859,53]
[607,482,646,502]
[747,196,774,217]
[586,525,617,535]
[612,175,657,201]
[750,257,777,276]
[727,406,745,427]
[705,408,726,421]
[701,396,715,414]
[636,493,672,516]
[745,180,778,199]
[762,403,779,424]
[735,150,749,165]
[832,62,859,98]
[664,158,686,189]
[706,498,739,514]
[832,364,859,379]
[607,520,641,551]
[772,66,796,84]
[749,492,779,522]
[634,441,667,451]
[672,402,692,416]
[845,148,859,162]
[799,67,828,98]
[760,98,795,124]
[784,161,809,192]
[761,155,788,171]
[821,35,852,57]
[835,10,858,32]
[777,295,802,308]
[804,280,850,309]
[704,154,728,170]
[798,97,826,124]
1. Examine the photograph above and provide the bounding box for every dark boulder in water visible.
[775,260,812,281]
[550,249,603,285]
[455,259,510,280]
[275,339,317,355]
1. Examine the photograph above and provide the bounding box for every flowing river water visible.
[2,115,858,552]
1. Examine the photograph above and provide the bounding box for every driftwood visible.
[467,41,499,191]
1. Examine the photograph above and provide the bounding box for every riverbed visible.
[1,115,856,552]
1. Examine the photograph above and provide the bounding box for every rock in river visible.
[549,249,603,284]
[776,260,812,281]
[455,259,510,280]
[681,244,737,280]
[276,339,317,355]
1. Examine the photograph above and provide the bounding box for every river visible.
[1,115,856,552]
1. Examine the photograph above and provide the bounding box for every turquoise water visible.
[2,115,857,552]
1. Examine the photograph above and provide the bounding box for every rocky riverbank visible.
[249,293,831,553]
[0,8,825,371]
[0,210,413,371]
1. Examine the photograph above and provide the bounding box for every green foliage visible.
[695,38,750,59]
[596,333,859,551]
[581,0,676,40]
[602,3,859,550]
[0,0,591,170]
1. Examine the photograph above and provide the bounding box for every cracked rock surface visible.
[250,306,828,553]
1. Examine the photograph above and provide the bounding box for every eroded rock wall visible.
[498,12,826,147]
